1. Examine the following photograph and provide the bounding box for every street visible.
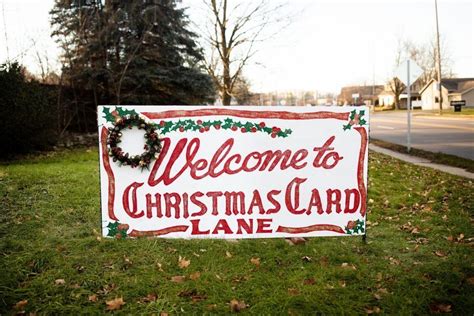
[369,111,474,160]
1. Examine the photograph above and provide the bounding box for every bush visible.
[0,63,58,158]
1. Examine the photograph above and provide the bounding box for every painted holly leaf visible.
[107,221,128,238]
[116,107,138,117]
[103,108,115,123]
[345,219,365,235]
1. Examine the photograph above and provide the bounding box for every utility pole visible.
[435,0,443,115]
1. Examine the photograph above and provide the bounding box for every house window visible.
[435,97,439,103]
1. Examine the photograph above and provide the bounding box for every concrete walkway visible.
[369,144,474,180]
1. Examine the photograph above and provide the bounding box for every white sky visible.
[0,0,472,94]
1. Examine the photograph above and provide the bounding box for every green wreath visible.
[107,115,162,169]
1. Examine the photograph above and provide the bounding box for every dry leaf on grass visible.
[88,294,98,302]
[178,256,191,269]
[341,263,357,270]
[105,297,125,311]
[160,312,169,316]
[55,279,66,285]
[156,262,164,272]
[365,306,381,314]
[434,251,447,257]
[171,275,186,283]
[189,272,201,280]
[466,276,474,285]
[226,251,233,258]
[429,302,452,313]
[250,257,260,267]
[303,278,316,285]
[301,256,312,262]
[139,293,157,303]
[229,299,247,312]
[288,288,299,296]
[14,300,28,310]
[285,237,307,245]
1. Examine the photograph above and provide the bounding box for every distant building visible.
[337,85,384,106]
[419,78,474,110]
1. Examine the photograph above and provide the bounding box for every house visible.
[419,78,474,110]
[337,85,384,105]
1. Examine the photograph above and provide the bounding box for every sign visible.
[395,59,423,87]
[98,106,369,239]
[450,100,466,112]
[450,100,466,106]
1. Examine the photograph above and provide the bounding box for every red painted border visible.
[129,225,189,237]
[102,108,368,237]
[142,109,349,121]
[354,127,368,217]
[101,127,118,221]
[276,224,346,234]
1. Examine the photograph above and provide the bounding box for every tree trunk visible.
[222,64,232,105]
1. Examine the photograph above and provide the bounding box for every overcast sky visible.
[0,0,472,94]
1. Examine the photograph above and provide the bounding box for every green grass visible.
[1,148,473,314]
[371,138,474,173]
[415,108,474,117]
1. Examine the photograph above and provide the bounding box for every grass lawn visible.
[414,108,474,117]
[370,139,474,173]
[0,148,473,314]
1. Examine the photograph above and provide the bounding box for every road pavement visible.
[369,111,474,160]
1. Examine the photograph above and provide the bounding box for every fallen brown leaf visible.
[178,256,191,269]
[338,280,346,288]
[341,263,357,270]
[207,304,217,310]
[160,312,169,316]
[139,293,157,303]
[303,278,316,285]
[319,256,329,266]
[55,279,66,285]
[434,251,447,257]
[14,299,28,310]
[105,297,125,311]
[285,237,307,245]
[189,271,201,280]
[365,306,381,314]
[301,256,312,262]
[250,257,260,267]
[88,294,98,302]
[466,276,474,285]
[229,299,247,312]
[226,251,233,258]
[156,262,164,272]
[288,288,299,296]
[171,275,186,283]
[429,302,452,313]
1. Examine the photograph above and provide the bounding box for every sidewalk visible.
[369,144,474,180]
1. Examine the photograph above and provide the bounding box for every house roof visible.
[338,85,385,101]
[419,78,474,95]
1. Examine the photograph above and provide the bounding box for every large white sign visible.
[98,106,369,239]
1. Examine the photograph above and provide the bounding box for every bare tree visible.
[402,37,453,88]
[202,0,288,105]
[388,36,453,109]
[388,39,406,110]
